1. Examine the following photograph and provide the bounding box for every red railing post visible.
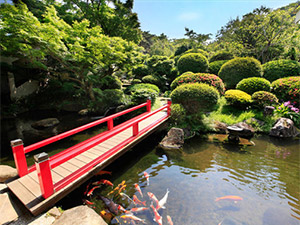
[107,119,114,130]
[167,99,172,116]
[147,98,151,112]
[34,152,54,199]
[11,139,28,177]
[133,122,139,136]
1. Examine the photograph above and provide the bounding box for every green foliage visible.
[151,59,175,76]
[224,89,252,107]
[132,64,149,79]
[132,79,142,84]
[125,83,160,94]
[274,101,300,127]
[218,57,262,88]
[184,48,209,58]
[263,59,300,82]
[236,77,271,95]
[170,103,187,125]
[90,89,124,113]
[174,45,190,56]
[131,88,158,106]
[96,76,122,90]
[251,91,278,108]
[142,75,164,88]
[271,76,300,107]
[170,73,225,95]
[177,53,209,74]
[209,51,234,62]
[208,60,229,75]
[170,83,219,113]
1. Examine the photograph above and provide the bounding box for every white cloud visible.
[178,12,200,21]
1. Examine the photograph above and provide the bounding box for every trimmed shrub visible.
[236,77,271,95]
[224,89,252,107]
[170,103,186,125]
[125,83,160,94]
[131,88,158,105]
[263,59,300,82]
[271,76,300,107]
[151,59,174,76]
[209,51,234,62]
[208,60,229,75]
[251,91,278,108]
[218,57,262,89]
[91,89,124,113]
[177,53,209,74]
[132,64,149,79]
[184,48,209,58]
[170,73,225,95]
[170,83,219,113]
[142,75,164,88]
[98,76,122,89]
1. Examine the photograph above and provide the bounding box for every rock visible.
[0,193,19,224]
[213,121,228,134]
[264,106,275,116]
[0,165,18,183]
[159,127,184,150]
[78,109,89,116]
[28,213,56,225]
[47,207,62,218]
[31,118,60,130]
[60,102,83,112]
[231,122,255,138]
[52,205,107,225]
[269,118,299,138]
[247,118,265,127]
[0,183,8,193]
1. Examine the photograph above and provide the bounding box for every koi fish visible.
[92,179,113,186]
[130,207,149,213]
[147,192,159,208]
[83,199,94,205]
[150,204,162,225]
[100,209,113,221]
[133,195,146,206]
[134,183,143,198]
[157,189,169,210]
[108,181,126,195]
[87,186,100,196]
[120,214,146,224]
[144,171,150,186]
[117,204,130,214]
[83,183,91,195]
[118,184,127,194]
[120,192,135,204]
[99,196,119,214]
[96,170,112,176]
[167,215,173,225]
[215,195,243,203]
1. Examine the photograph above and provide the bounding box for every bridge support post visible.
[167,99,172,116]
[107,119,114,130]
[34,152,54,199]
[133,123,139,136]
[147,98,151,112]
[11,139,28,177]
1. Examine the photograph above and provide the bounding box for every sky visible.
[132,0,298,39]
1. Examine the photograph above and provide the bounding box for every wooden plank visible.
[51,170,64,184]
[52,166,73,178]
[18,175,41,198]
[87,148,106,157]
[60,161,80,173]
[68,157,86,168]
[82,151,98,159]
[93,145,110,151]
[75,154,94,164]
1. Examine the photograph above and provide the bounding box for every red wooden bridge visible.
[7,100,171,216]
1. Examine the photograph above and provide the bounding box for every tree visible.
[184,27,211,48]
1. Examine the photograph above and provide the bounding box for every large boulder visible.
[0,165,18,183]
[269,118,299,138]
[52,205,107,225]
[31,118,60,130]
[159,127,184,150]
[0,193,20,224]
[213,121,228,134]
[231,122,255,138]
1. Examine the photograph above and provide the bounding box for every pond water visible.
[1,114,300,225]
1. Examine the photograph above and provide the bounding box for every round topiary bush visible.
[184,48,209,58]
[271,76,300,107]
[170,73,225,95]
[170,103,186,125]
[236,77,271,95]
[209,51,234,62]
[131,88,158,105]
[263,59,300,82]
[142,75,164,88]
[170,83,219,113]
[224,89,252,107]
[208,60,229,75]
[251,91,278,108]
[125,83,160,94]
[218,57,262,89]
[177,53,209,74]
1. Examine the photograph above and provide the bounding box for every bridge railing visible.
[11,99,153,178]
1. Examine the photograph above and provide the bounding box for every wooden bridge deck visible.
[7,110,168,216]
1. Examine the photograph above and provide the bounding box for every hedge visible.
[177,53,209,74]
[224,89,252,107]
[125,83,160,94]
[251,91,278,108]
[142,75,164,88]
[236,77,271,95]
[208,60,229,75]
[209,51,234,62]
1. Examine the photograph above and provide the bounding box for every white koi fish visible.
[119,192,134,204]
[157,189,169,210]
[134,183,143,198]
[144,171,150,186]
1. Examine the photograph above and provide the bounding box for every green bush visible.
[132,64,149,79]
[142,75,164,88]
[218,57,262,89]
[251,91,278,108]
[224,89,252,107]
[271,76,300,107]
[97,76,122,89]
[131,88,158,106]
[125,83,160,94]
[151,59,174,76]
[170,73,225,95]
[177,53,209,74]
[132,79,141,84]
[208,60,229,75]
[263,59,300,82]
[184,48,209,58]
[236,77,271,95]
[170,103,186,125]
[91,89,124,113]
[209,51,234,62]
[170,83,219,113]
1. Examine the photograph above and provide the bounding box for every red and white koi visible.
[83,182,91,195]
[133,195,146,206]
[120,214,146,224]
[215,195,243,203]
[167,215,173,225]
[117,204,130,214]
[92,179,113,186]
[130,207,149,213]
[150,204,162,225]
[143,171,150,186]
[83,199,94,205]
[157,189,169,210]
[147,192,159,208]
[87,185,100,196]
[134,183,143,198]
[96,170,112,176]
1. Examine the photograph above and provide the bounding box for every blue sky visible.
[133,0,298,39]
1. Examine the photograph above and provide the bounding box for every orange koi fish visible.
[83,199,94,205]
[147,192,159,208]
[93,179,113,186]
[108,180,126,195]
[215,195,243,203]
[134,183,143,198]
[150,204,162,225]
[96,170,112,176]
[120,214,146,224]
[143,171,150,186]
[167,215,173,225]
[130,207,149,213]
[100,209,113,221]
[83,183,91,195]
[133,195,146,206]
[117,204,130,214]
[87,185,100,196]
[118,184,127,194]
